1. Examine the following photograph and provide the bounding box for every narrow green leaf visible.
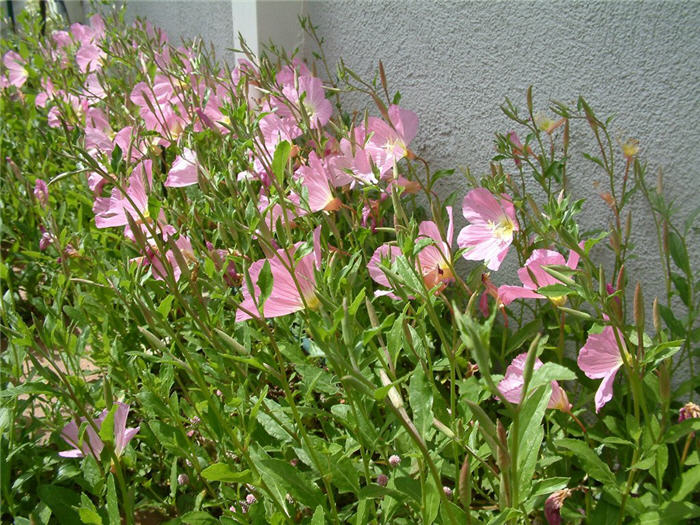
[271,140,291,186]
[106,475,120,525]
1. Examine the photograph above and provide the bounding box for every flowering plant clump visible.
[1,6,699,524]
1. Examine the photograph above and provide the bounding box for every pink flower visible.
[94,161,151,229]
[457,188,519,271]
[498,353,572,412]
[364,105,418,177]
[367,244,404,299]
[236,228,321,321]
[165,148,200,187]
[368,208,454,296]
[295,152,342,212]
[59,402,139,459]
[577,323,625,413]
[278,75,332,129]
[497,247,580,306]
[76,43,104,73]
[416,207,455,291]
[3,51,27,88]
[142,234,194,282]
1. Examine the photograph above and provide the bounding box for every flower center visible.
[489,217,515,242]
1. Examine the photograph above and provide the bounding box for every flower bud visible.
[177,473,189,486]
[653,297,661,334]
[34,179,49,207]
[388,454,401,468]
[376,473,388,487]
[443,486,453,498]
[245,493,257,505]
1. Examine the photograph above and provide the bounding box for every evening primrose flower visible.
[457,188,519,271]
[368,208,454,296]
[497,247,580,307]
[577,322,625,413]
[59,402,139,459]
[3,51,28,88]
[165,148,200,187]
[236,228,322,321]
[497,353,572,412]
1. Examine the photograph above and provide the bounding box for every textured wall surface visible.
[302,1,700,309]
[125,1,236,62]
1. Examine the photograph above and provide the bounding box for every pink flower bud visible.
[443,486,453,498]
[388,454,401,467]
[376,473,388,487]
[34,179,49,207]
[245,493,257,505]
[177,473,189,486]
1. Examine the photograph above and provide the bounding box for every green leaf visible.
[529,363,576,392]
[200,463,252,483]
[671,464,700,502]
[310,506,325,525]
[106,475,119,525]
[251,447,325,509]
[256,260,273,312]
[408,365,433,438]
[99,405,117,445]
[517,386,549,495]
[79,493,102,525]
[668,230,690,275]
[156,295,175,319]
[179,511,219,524]
[37,485,81,524]
[556,438,618,487]
[536,283,574,298]
[637,502,700,524]
[664,418,700,443]
[271,140,291,186]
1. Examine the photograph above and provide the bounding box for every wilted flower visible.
[544,488,573,525]
[621,138,639,160]
[679,401,700,423]
[376,473,388,487]
[457,188,518,271]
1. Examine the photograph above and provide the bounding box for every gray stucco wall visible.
[124,1,236,62]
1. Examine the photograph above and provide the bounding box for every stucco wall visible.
[302,1,700,318]
[124,1,236,62]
